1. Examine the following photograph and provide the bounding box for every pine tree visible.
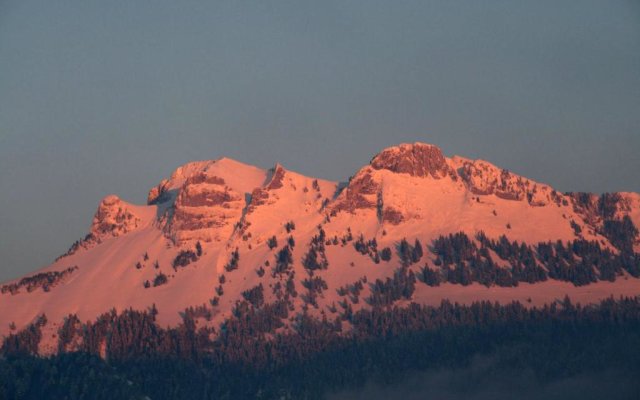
[412,239,423,263]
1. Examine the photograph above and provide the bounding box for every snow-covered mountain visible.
[2,142,639,354]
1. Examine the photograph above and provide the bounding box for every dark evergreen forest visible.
[2,296,640,399]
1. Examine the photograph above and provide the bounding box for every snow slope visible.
[1,143,639,353]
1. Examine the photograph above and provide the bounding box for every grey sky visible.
[0,1,639,281]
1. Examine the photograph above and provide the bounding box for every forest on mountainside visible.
[2,296,640,399]
[2,193,639,399]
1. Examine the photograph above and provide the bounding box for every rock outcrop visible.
[370,142,454,179]
[167,173,245,244]
[91,195,142,240]
[457,159,560,207]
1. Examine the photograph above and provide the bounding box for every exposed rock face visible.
[459,161,526,200]
[246,165,288,214]
[167,175,244,244]
[91,195,142,240]
[184,174,226,186]
[330,171,379,215]
[247,188,270,212]
[458,160,557,206]
[266,164,286,190]
[332,143,457,220]
[176,174,229,207]
[147,179,171,205]
[144,159,270,244]
[370,143,453,179]
[382,207,404,225]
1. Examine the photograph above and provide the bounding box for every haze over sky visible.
[0,1,639,281]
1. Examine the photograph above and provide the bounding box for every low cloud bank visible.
[328,355,639,400]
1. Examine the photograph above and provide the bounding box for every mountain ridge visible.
[1,142,639,355]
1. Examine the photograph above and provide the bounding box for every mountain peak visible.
[369,142,453,178]
[147,157,268,205]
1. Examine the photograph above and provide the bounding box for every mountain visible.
[1,142,639,355]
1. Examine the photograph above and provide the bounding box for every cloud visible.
[327,355,640,400]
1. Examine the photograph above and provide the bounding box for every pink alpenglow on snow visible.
[1,142,639,355]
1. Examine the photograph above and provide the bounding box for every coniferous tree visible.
[412,239,423,263]
[380,247,392,261]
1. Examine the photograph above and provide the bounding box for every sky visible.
[0,1,639,281]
